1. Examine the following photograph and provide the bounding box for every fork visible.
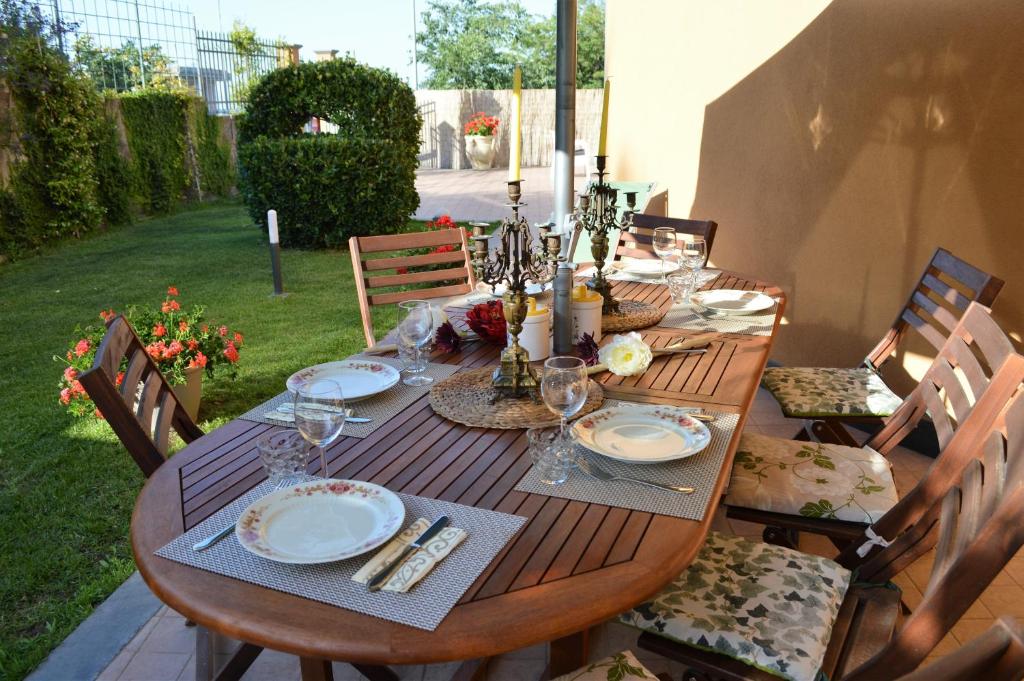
[576,457,695,494]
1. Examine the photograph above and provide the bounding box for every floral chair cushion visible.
[761,367,903,418]
[725,433,899,524]
[620,532,851,681]
[552,650,660,681]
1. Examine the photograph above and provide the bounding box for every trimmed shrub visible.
[119,90,189,213]
[237,58,420,248]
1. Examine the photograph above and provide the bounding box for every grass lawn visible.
[0,200,414,679]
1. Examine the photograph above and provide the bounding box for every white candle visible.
[267,209,279,244]
[509,65,522,182]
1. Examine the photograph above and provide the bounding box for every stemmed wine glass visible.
[681,236,707,296]
[541,356,589,442]
[293,379,346,479]
[653,227,677,282]
[398,300,434,387]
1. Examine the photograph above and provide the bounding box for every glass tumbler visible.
[527,426,573,485]
[257,430,309,485]
[667,270,690,304]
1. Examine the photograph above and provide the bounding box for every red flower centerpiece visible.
[465,300,507,346]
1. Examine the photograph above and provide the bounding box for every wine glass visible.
[541,356,589,441]
[398,300,434,387]
[293,379,346,479]
[653,227,677,282]
[681,236,707,296]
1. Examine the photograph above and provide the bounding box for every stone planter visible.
[172,365,203,421]
[465,134,497,170]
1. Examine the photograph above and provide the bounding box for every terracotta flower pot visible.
[465,134,497,170]
[172,365,203,421]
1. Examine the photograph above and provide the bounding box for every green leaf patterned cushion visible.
[725,432,899,524]
[552,650,660,681]
[761,367,903,418]
[620,532,851,681]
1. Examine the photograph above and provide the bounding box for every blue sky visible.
[184,0,559,87]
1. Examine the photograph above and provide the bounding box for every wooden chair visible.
[79,318,398,681]
[726,302,1019,547]
[898,617,1024,681]
[624,389,1024,681]
[760,247,1003,446]
[77,315,204,478]
[350,228,475,348]
[616,213,718,261]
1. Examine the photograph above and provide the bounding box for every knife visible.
[367,516,450,592]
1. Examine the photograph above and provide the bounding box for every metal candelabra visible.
[572,155,637,314]
[471,180,562,399]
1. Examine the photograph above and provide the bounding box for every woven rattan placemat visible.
[428,366,604,429]
[602,299,665,333]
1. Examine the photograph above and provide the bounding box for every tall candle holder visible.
[471,181,562,399]
[572,155,637,314]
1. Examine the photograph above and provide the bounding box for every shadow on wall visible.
[688,0,1024,391]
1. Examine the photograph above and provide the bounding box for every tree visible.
[416,0,605,89]
[72,35,172,92]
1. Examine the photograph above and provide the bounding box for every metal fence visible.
[42,0,287,114]
[196,31,284,115]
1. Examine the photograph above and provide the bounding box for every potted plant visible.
[464,112,500,170]
[56,286,243,421]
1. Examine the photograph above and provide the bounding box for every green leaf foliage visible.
[237,58,420,248]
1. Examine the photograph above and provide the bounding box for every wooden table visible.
[131,270,785,680]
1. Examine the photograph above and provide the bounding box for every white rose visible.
[598,332,653,376]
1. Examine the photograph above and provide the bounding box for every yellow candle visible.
[509,65,522,182]
[597,78,610,156]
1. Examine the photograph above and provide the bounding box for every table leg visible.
[547,629,590,678]
[299,657,334,681]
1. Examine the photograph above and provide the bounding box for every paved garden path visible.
[414,166,557,223]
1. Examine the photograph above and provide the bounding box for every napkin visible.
[352,517,467,593]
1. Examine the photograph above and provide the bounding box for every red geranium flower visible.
[465,300,507,346]
[179,320,189,332]
[161,300,181,313]
[153,323,166,338]
[74,339,91,357]
[99,309,116,322]
[64,366,77,381]
[59,388,71,405]
[218,325,228,337]
[188,352,208,369]
[167,286,179,296]
[224,342,239,363]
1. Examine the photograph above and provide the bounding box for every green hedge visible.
[237,58,420,248]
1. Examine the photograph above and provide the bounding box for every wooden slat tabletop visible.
[131,269,785,673]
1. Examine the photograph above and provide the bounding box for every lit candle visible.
[597,78,610,156]
[267,209,279,244]
[509,65,522,182]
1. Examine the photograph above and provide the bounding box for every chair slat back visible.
[896,617,1024,681]
[350,228,475,347]
[77,316,204,477]
[616,214,718,261]
[865,247,1004,370]
[842,400,1024,679]
[866,303,1015,455]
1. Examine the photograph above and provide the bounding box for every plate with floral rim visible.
[572,405,711,464]
[286,360,400,402]
[236,479,405,564]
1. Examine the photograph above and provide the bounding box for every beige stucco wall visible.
[606,0,1023,391]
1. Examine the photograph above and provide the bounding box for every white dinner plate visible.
[614,259,680,277]
[236,479,405,564]
[690,289,775,315]
[572,405,712,464]
[286,360,400,401]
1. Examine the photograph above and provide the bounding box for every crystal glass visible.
[527,426,572,485]
[653,227,677,282]
[293,379,346,479]
[398,299,434,387]
[257,431,309,485]
[681,236,707,296]
[541,356,589,439]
